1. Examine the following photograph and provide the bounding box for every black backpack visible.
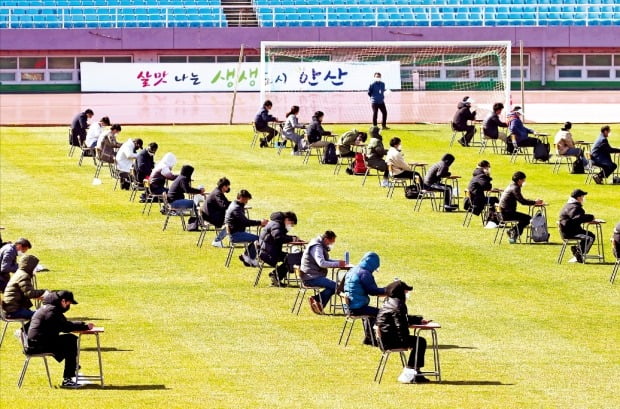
[322,143,338,165]
[533,141,550,162]
[571,159,585,174]
[404,185,420,199]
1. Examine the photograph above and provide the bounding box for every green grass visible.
[0,123,619,408]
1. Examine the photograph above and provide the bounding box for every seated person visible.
[201,177,232,247]
[386,137,415,180]
[96,124,122,164]
[423,153,457,212]
[591,125,620,184]
[254,100,278,148]
[337,129,367,159]
[224,190,268,267]
[343,252,386,345]
[365,126,389,187]
[84,116,110,149]
[136,142,158,183]
[305,110,332,147]
[499,171,543,243]
[116,138,143,190]
[466,160,498,217]
[70,109,93,147]
[258,211,298,286]
[482,102,508,143]
[613,222,620,259]
[27,290,94,389]
[167,165,205,210]
[282,105,306,154]
[453,96,476,147]
[554,122,587,167]
[508,107,538,148]
[559,189,595,263]
[0,237,31,292]
[148,152,177,195]
[376,280,430,383]
[2,255,47,319]
[300,230,346,314]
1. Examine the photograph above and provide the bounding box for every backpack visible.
[571,159,585,174]
[530,210,550,242]
[533,141,550,162]
[404,185,419,199]
[352,152,367,175]
[322,143,338,165]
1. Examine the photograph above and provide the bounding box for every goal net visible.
[260,41,511,125]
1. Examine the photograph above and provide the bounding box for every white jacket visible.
[115,140,138,172]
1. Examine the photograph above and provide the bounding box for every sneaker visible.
[61,378,83,389]
[484,221,498,229]
[238,255,251,267]
[397,367,417,383]
[508,237,517,244]
[259,138,268,148]
[568,257,578,263]
[211,240,224,248]
[414,375,431,383]
[592,174,602,184]
[444,205,458,212]
[345,167,353,175]
[382,126,390,130]
[308,297,323,315]
[381,179,389,187]
[246,256,259,268]
[457,139,466,147]
[570,246,584,263]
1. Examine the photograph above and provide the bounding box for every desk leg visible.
[95,333,104,387]
[75,334,82,380]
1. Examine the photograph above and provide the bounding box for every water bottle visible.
[344,251,350,265]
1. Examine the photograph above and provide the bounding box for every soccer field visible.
[0,123,618,408]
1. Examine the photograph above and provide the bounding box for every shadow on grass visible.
[79,384,169,390]
[80,347,133,352]
[438,380,514,386]
[437,344,477,350]
[67,317,112,321]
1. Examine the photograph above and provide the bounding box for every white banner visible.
[80,61,401,92]
[266,61,401,91]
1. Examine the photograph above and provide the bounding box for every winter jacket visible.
[453,106,476,131]
[386,147,410,176]
[306,116,330,144]
[424,154,454,186]
[254,107,276,130]
[554,130,576,155]
[591,133,620,165]
[27,291,89,352]
[71,111,89,145]
[201,188,231,227]
[224,200,262,234]
[508,117,535,145]
[282,114,304,136]
[368,80,386,104]
[115,139,139,173]
[558,199,595,239]
[376,295,423,350]
[0,243,19,274]
[499,182,535,213]
[300,236,339,281]
[482,112,507,138]
[258,212,295,267]
[167,165,201,203]
[344,252,385,310]
[613,222,620,257]
[97,130,122,164]
[150,152,177,192]
[467,168,493,211]
[365,127,386,161]
[337,129,360,156]
[135,148,155,182]
[2,255,45,313]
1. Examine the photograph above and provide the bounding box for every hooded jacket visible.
[365,127,386,161]
[202,187,231,227]
[453,105,476,131]
[482,111,508,138]
[258,212,295,266]
[167,165,201,202]
[27,291,89,352]
[613,222,620,256]
[149,152,177,191]
[558,198,595,239]
[344,252,385,310]
[424,154,454,186]
[135,148,155,182]
[467,167,493,211]
[115,139,139,173]
[337,129,360,156]
[306,116,330,144]
[376,281,423,349]
[2,255,45,313]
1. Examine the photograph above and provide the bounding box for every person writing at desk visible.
[508,106,539,148]
[591,125,620,184]
[254,100,278,148]
[300,230,346,315]
[499,171,543,244]
[376,280,430,383]
[27,290,93,388]
[2,254,47,320]
[258,211,299,287]
[558,189,596,263]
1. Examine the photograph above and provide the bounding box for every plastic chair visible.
[290,266,322,315]
[17,329,54,388]
[338,294,375,347]
[373,325,407,384]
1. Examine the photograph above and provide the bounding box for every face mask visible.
[405,292,411,300]
[582,197,586,203]
[327,244,334,251]
[285,224,294,232]
[148,150,155,156]
[396,145,402,151]
[17,251,23,256]
[522,182,527,187]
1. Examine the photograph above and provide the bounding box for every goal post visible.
[260,40,511,124]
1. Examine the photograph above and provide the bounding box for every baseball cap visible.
[57,290,78,304]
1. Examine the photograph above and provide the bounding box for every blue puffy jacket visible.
[344,252,385,310]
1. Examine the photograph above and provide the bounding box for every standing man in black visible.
[70,108,94,147]
[368,72,388,130]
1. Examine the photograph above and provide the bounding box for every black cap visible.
[385,280,413,300]
[57,290,78,304]
[571,189,588,199]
